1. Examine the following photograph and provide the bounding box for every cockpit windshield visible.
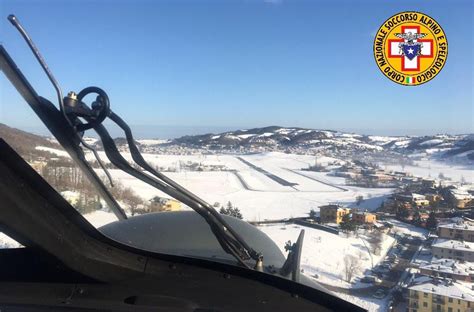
[0,1,472,311]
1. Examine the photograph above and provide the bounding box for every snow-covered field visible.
[258,223,400,311]
[91,152,394,221]
[383,159,474,184]
[84,210,119,228]
[259,224,395,288]
[22,148,395,223]
[386,219,428,239]
[35,146,70,157]
[40,149,464,224]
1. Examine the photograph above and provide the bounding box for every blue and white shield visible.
[402,44,420,60]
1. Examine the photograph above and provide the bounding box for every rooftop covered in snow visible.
[432,238,474,252]
[438,221,474,232]
[408,276,474,302]
[420,258,474,277]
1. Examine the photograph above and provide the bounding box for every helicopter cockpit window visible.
[0,1,472,312]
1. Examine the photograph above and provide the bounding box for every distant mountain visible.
[170,126,474,163]
[93,137,142,150]
[392,134,474,161]
[441,134,474,161]
[174,126,375,149]
[1,123,472,164]
[173,126,385,151]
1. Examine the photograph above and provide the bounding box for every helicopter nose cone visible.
[99,211,287,267]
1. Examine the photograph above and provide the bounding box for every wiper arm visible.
[7,15,115,188]
[4,14,263,268]
[0,47,126,222]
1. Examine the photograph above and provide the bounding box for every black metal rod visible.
[7,15,64,115]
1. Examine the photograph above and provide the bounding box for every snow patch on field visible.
[384,159,474,183]
[420,139,444,146]
[137,139,169,145]
[36,146,70,157]
[259,224,395,288]
[237,134,256,139]
[260,224,395,311]
[387,219,428,239]
[90,153,393,221]
[336,292,388,312]
[83,210,118,228]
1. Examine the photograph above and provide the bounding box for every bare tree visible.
[367,231,384,256]
[343,254,360,283]
[122,187,142,216]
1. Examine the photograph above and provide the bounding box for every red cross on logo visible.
[387,25,434,71]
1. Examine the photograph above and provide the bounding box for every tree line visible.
[40,157,145,215]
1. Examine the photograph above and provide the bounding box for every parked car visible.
[360,276,381,284]
[372,267,389,274]
[372,271,384,278]
[372,288,386,299]
[387,299,394,311]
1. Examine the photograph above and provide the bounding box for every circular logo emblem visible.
[374,11,448,86]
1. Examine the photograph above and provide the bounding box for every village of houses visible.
[300,158,474,312]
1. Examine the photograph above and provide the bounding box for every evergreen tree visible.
[396,206,410,219]
[426,212,438,230]
[340,214,356,232]
[219,201,243,219]
[413,210,421,225]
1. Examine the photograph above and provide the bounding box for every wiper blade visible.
[106,110,263,266]
[111,112,261,251]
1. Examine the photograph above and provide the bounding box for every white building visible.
[432,239,474,262]
[407,276,474,312]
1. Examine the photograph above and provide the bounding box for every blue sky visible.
[0,0,472,138]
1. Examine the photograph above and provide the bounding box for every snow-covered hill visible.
[169,126,473,163]
[174,126,382,151]
[2,123,472,164]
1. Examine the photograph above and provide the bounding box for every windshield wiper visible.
[2,14,263,269]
